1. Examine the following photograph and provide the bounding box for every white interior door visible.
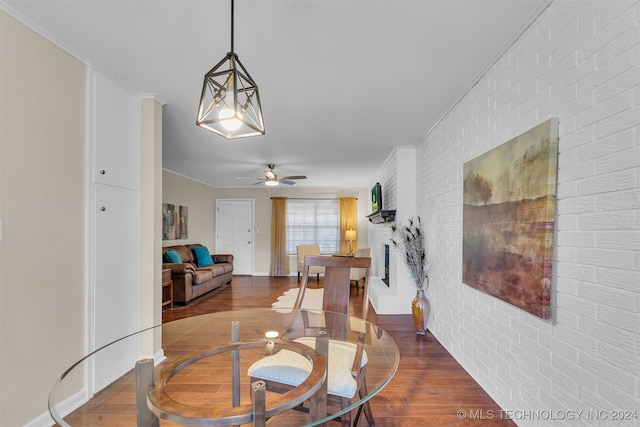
[216,199,253,275]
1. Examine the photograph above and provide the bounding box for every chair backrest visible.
[297,245,325,275]
[297,255,371,320]
[296,244,321,265]
[354,247,370,258]
[350,247,371,280]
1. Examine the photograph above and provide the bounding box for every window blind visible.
[286,199,339,254]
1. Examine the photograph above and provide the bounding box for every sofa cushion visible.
[199,264,225,276]
[192,270,213,285]
[213,254,234,264]
[193,245,215,267]
[219,263,234,274]
[173,245,194,263]
[164,249,181,264]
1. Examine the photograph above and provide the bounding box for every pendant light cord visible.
[230,0,234,53]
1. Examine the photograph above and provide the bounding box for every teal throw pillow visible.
[193,246,215,267]
[164,249,181,264]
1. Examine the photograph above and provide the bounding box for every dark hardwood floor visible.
[60,276,516,426]
[161,276,515,426]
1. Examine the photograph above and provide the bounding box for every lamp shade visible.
[345,229,357,241]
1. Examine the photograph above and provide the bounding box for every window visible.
[286,199,339,254]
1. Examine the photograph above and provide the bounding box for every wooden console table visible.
[162,268,173,309]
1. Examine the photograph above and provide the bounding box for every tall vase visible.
[411,288,430,335]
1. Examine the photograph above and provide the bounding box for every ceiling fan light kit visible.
[252,164,307,186]
[196,0,265,139]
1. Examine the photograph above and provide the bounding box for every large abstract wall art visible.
[462,118,558,319]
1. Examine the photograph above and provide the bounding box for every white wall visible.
[0,11,86,426]
[418,0,639,424]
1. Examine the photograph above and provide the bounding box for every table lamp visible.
[345,229,356,255]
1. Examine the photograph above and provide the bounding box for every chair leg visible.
[317,273,320,281]
[353,405,364,427]
[358,379,375,426]
[340,398,351,427]
[309,332,328,424]
[298,271,301,282]
[362,400,375,426]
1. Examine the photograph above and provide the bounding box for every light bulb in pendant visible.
[219,108,242,131]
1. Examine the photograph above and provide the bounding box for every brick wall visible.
[417,0,640,423]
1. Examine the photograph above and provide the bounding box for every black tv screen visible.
[371,182,382,213]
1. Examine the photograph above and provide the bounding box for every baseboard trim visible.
[153,349,166,365]
[25,388,89,427]
[242,272,301,277]
[137,349,166,364]
[25,350,165,427]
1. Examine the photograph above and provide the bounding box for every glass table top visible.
[49,308,400,426]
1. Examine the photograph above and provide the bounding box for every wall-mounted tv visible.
[371,182,382,213]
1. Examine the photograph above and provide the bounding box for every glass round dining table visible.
[49,308,400,426]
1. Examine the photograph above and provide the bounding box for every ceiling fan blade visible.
[280,180,296,185]
[281,175,307,180]
[252,180,266,185]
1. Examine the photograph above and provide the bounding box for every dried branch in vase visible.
[390,216,429,290]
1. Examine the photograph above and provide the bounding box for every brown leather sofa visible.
[162,244,234,304]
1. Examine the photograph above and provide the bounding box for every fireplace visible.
[383,244,390,286]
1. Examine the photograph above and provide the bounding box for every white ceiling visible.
[3,0,550,188]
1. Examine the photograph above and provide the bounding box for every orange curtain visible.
[270,197,289,276]
[339,198,357,254]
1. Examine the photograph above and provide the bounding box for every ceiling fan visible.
[253,164,307,186]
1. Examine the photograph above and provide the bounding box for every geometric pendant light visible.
[196,0,265,139]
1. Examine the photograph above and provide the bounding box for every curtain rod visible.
[270,197,358,200]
